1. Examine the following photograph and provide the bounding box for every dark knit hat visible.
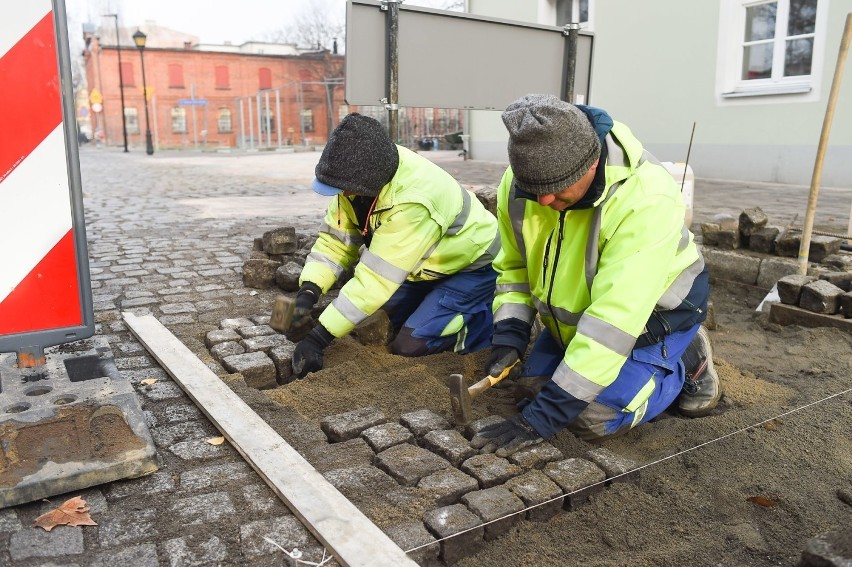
[502,94,601,195]
[313,113,399,197]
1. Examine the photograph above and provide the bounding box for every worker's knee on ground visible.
[389,327,454,357]
[566,402,625,442]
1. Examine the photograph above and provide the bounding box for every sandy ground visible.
[221,273,852,566]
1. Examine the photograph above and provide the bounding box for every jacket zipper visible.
[545,211,567,350]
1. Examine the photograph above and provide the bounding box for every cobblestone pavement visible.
[1,147,850,567]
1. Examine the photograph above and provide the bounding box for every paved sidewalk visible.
[0,146,849,566]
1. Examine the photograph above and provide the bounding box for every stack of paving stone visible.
[777,273,852,318]
[318,407,640,565]
[700,207,852,292]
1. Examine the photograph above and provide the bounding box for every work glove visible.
[485,346,522,380]
[470,414,544,457]
[292,325,334,379]
[286,283,321,342]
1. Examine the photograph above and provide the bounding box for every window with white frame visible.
[124,107,139,134]
[720,0,823,98]
[218,108,232,133]
[171,107,187,134]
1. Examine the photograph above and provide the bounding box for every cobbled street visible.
[1,146,850,566]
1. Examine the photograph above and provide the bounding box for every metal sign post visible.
[382,0,400,141]
[0,0,95,366]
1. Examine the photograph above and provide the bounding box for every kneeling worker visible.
[472,95,722,456]
[290,113,500,378]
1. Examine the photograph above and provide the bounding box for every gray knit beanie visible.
[314,113,399,197]
[502,94,601,195]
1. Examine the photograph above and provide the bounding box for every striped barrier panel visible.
[0,0,94,366]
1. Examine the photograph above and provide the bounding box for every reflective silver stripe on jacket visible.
[677,225,690,252]
[462,232,501,272]
[331,293,369,326]
[306,251,346,278]
[496,282,530,294]
[656,253,705,309]
[508,183,527,259]
[552,361,605,402]
[360,249,409,284]
[576,313,636,358]
[320,222,363,248]
[446,186,471,236]
[494,302,537,324]
[533,295,583,327]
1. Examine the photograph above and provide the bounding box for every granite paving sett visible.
[3,147,846,566]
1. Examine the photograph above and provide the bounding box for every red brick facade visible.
[84,38,346,150]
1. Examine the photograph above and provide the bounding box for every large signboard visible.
[345,0,594,110]
[0,0,94,362]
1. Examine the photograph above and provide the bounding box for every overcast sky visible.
[64,0,452,45]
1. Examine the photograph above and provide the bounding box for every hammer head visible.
[269,295,296,332]
[449,373,472,425]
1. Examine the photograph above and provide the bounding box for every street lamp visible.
[103,14,128,152]
[132,29,154,155]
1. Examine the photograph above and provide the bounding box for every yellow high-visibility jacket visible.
[301,145,500,338]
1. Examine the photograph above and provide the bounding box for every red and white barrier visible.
[0,2,84,337]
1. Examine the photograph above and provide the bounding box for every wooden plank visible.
[122,312,417,567]
[769,303,852,333]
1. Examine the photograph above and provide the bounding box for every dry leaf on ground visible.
[140,378,158,385]
[33,496,98,531]
[206,436,225,445]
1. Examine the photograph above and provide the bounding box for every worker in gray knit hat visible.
[470,94,720,457]
[289,113,501,379]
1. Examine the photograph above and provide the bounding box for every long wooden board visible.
[769,303,852,333]
[122,312,417,567]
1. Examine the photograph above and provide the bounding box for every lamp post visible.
[102,14,128,152]
[133,29,154,155]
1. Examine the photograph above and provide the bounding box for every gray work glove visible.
[286,283,320,342]
[470,414,544,457]
[485,346,522,380]
[292,325,334,379]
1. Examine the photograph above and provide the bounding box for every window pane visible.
[171,108,187,133]
[124,108,138,134]
[215,65,229,89]
[579,0,589,22]
[218,109,232,133]
[168,64,184,88]
[259,68,272,90]
[742,43,774,80]
[744,3,776,41]
[788,0,817,35]
[785,37,813,76]
[120,62,134,86]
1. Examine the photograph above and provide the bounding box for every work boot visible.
[678,327,722,418]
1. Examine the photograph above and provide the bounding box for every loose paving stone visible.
[777,274,817,305]
[820,271,852,292]
[239,334,292,354]
[321,406,388,442]
[361,422,415,452]
[461,453,524,488]
[269,342,297,384]
[150,421,213,447]
[716,229,740,249]
[462,486,525,540]
[748,226,780,254]
[799,529,852,567]
[422,429,477,466]
[400,409,452,439]
[776,233,801,257]
[205,328,241,348]
[262,227,298,255]
[383,520,441,567]
[242,258,281,289]
[170,438,230,461]
[375,443,452,487]
[800,279,844,314]
[220,317,256,330]
[9,525,84,560]
[508,442,563,470]
[241,484,289,515]
[700,222,720,246]
[303,438,375,473]
[160,302,197,314]
[323,464,399,500]
[823,254,852,271]
[239,515,311,560]
[161,403,204,424]
[221,351,277,390]
[738,207,768,236]
[586,447,641,485]
[504,470,565,521]
[275,261,302,291]
[163,534,228,566]
[807,235,843,262]
[210,341,245,362]
[417,467,480,506]
[465,415,505,439]
[236,324,276,338]
[0,508,22,531]
[251,314,272,325]
[351,310,394,346]
[841,292,852,318]
[422,504,484,565]
[544,458,607,510]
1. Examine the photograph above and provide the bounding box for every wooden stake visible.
[798,13,852,275]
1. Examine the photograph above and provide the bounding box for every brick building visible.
[83,23,346,150]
